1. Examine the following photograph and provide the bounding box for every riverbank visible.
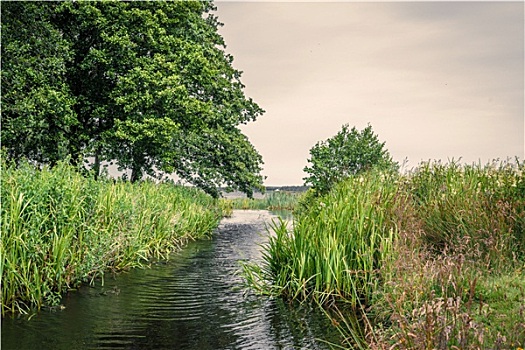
[1,209,340,350]
[244,160,525,348]
[1,159,228,316]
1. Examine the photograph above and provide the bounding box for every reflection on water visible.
[2,210,340,350]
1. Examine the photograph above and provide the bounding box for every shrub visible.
[303,124,397,195]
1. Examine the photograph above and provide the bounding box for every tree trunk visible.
[130,167,141,183]
[130,154,142,183]
[93,150,101,180]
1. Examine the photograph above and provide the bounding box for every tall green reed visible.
[229,190,301,211]
[408,159,524,267]
[243,170,400,307]
[1,158,224,316]
[370,160,525,349]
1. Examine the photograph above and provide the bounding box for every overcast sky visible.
[213,1,524,186]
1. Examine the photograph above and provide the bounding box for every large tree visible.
[1,1,265,197]
[303,124,397,195]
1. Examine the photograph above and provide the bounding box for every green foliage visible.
[1,0,264,197]
[303,124,396,195]
[377,160,525,349]
[1,2,77,166]
[408,159,525,264]
[0,158,224,316]
[167,126,265,198]
[243,170,399,307]
[243,160,525,348]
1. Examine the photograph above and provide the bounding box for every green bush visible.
[303,124,397,195]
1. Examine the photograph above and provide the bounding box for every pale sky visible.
[214,1,524,186]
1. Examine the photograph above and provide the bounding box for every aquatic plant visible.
[243,170,400,307]
[1,158,224,316]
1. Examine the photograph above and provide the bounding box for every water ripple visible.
[2,210,341,350]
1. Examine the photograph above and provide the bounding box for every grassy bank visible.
[1,159,227,316]
[243,160,525,348]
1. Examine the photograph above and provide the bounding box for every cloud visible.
[215,2,524,185]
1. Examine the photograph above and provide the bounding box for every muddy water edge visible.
[1,210,342,350]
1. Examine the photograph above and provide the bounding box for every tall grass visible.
[408,160,525,265]
[372,160,525,349]
[229,190,301,211]
[243,170,400,307]
[243,160,525,348]
[1,158,224,316]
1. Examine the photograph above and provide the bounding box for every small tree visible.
[303,124,397,195]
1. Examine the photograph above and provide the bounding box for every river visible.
[1,210,342,350]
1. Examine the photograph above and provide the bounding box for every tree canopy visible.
[303,124,397,195]
[1,2,76,166]
[1,0,264,197]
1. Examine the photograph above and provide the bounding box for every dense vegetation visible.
[243,160,525,349]
[1,159,229,316]
[1,0,264,197]
[228,191,302,211]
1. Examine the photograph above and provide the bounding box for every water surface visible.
[2,210,341,350]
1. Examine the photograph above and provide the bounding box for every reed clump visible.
[229,190,301,211]
[243,160,525,349]
[1,158,224,316]
[243,169,400,306]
